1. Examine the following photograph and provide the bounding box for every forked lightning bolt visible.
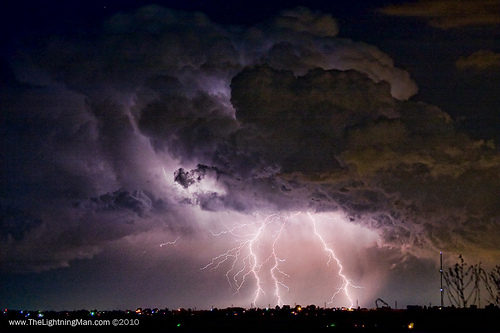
[307,212,361,308]
[269,216,292,306]
[201,213,297,306]
[202,212,361,308]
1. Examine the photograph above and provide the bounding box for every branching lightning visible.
[202,212,361,308]
[201,213,298,306]
[307,212,362,308]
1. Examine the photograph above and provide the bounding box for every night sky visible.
[1,0,499,311]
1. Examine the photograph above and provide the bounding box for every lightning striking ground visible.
[307,212,361,308]
[202,212,361,308]
[201,213,296,306]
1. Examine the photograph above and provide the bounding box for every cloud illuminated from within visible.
[1,5,499,282]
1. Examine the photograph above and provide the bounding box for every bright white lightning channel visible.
[307,212,362,308]
[201,213,297,306]
[202,212,361,308]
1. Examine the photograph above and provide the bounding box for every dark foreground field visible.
[2,306,500,332]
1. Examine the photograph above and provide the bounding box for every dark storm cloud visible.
[175,62,500,259]
[226,65,500,257]
[272,6,339,37]
[137,87,239,162]
[456,50,500,71]
[84,189,168,217]
[0,205,42,242]
[174,165,220,189]
[1,5,244,272]
[247,13,418,100]
[378,0,500,29]
[230,65,395,172]
[2,4,499,274]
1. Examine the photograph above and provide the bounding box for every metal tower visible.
[440,252,444,308]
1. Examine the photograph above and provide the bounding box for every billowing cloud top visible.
[1,5,499,274]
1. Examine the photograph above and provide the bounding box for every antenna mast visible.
[440,252,444,308]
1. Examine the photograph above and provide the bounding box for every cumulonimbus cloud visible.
[1,5,499,274]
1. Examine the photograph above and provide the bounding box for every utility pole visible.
[440,252,444,308]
